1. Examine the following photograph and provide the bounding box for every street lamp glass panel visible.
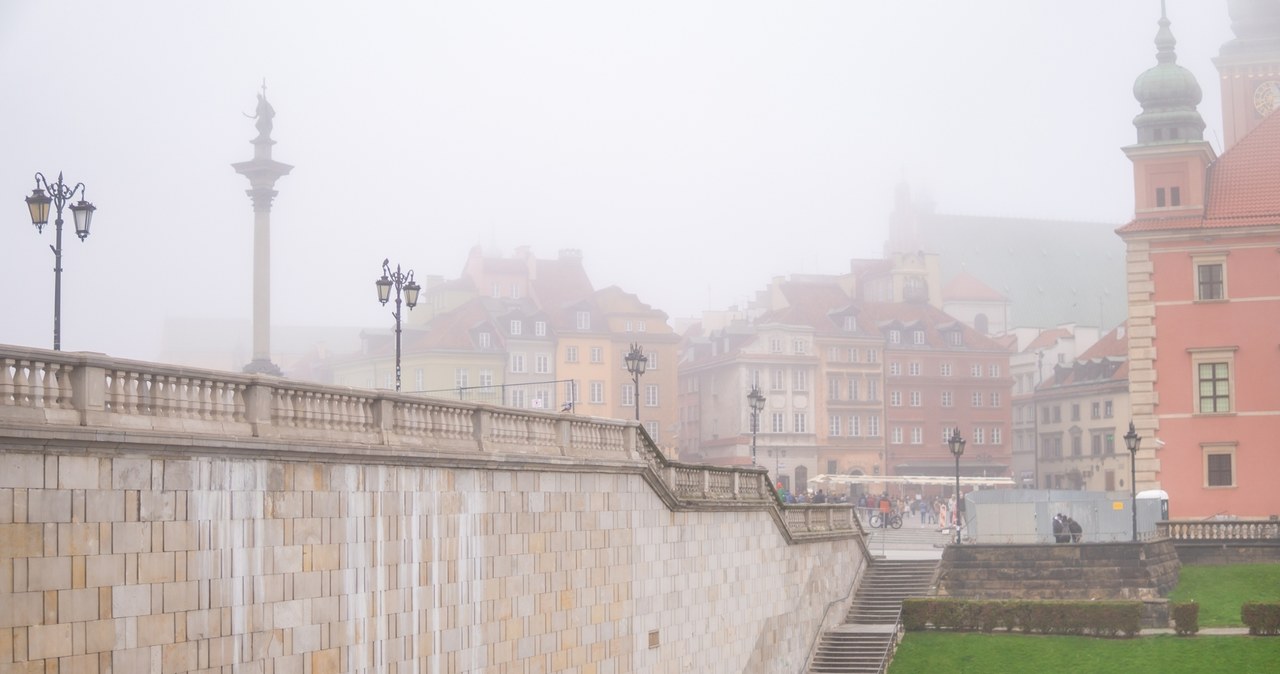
[70,200,95,240]
[948,431,966,457]
[1124,421,1140,453]
[376,277,393,304]
[748,387,766,412]
[26,188,51,227]
[625,344,647,376]
[404,280,421,308]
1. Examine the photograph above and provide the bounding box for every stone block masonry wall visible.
[937,540,1180,601]
[0,449,864,674]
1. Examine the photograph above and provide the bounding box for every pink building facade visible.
[1119,4,1280,518]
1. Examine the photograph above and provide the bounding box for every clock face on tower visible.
[1253,80,1280,117]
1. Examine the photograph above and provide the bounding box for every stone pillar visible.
[232,86,292,376]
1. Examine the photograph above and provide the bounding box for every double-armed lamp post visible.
[747,384,766,465]
[948,428,967,545]
[1124,421,1141,542]
[375,259,420,392]
[624,343,648,421]
[24,172,97,351]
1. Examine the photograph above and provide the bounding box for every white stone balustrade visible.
[1159,519,1280,540]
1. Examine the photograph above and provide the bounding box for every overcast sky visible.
[1,1,1235,362]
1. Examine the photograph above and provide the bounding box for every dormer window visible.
[912,330,925,345]
[510,320,522,336]
[843,316,857,331]
[889,330,901,344]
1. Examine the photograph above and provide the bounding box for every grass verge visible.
[888,632,1280,674]
[1167,564,1280,627]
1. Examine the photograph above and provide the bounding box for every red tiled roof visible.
[858,302,1010,352]
[943,272,1007,302]
[1025,327,1072,353]
[1078,322,1128,360]
[1119,109,1280,234]
[756,280,860,334]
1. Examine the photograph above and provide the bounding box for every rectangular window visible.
[849,348,859,363]
[1071,404,1080,421]
[769,338,782,353]
[455,368,469,389]
[480,369,494,388]
[990,392,1001,407]
[941,391,953,407]
[1104,401,1113,418]
[890,391,902,407]
[1156,187,1166,207]
[511,389,525,407]
[843,316,857,331]
[645,384,658,407]
[848,378,858,401]
[867,380,879,401]
[479,332,492,348]
[1052,406,1062,423]
[989,364,1000,378]
[889,361,901,376]
[889,330,901,344]
[793,339,807,355]
[828,347,841,362]
[913,330,925,345]
[1072,434,1082,456]
[1091,402,1100,419]
[908,362,920,376]
[829,416,842,436]
[533,388,550,409]
[866,349,879,364]
[971,364,982,377]
[415,369,424,391]
[828,377,841,400]
[535,354,550,374]
[771,413,785,433]
[1205,447,1235,487]
[1041,407,1051,424]
[590,347,603,363]
[910,427,922,445]
[973,427,985,445]
[891,427,903,444]
[565,346,579,363]
[1171,186,1181,206]
[510,320,522,336]
[510,353,526,373]
[991,427,1002,445]
[1091,434,1102,456]
[909,391,921,407]
[849,416,860,437]
[535,321,546,337]
[868,415,880,437]
[637,321,646,333]
[1197,263,1225,300]
[589,381,604,404]
[622,383,636,407]
[565,381,578,403]
[949,331,963,346]
[940,363,952,377]
[1198,362,1231,413]
[827,460,838,474]
[771,369,785,391]
[971,392,983,407]
[576,311,590,330]
[646,352,658,370]
[793,370,808,391]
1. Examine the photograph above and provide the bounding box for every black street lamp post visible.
[1124,421,1141,542]
[948,429,967,545]
[24,172,97,351]
[747,385,765,465]
[375,258,420,392]
[624,343,647,421]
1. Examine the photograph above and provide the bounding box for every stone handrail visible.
[1,344,863,545]
[1158,519,1280,541]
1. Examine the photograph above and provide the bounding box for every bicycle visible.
[868,512,903,529]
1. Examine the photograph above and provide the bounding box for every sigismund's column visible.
[232,85,293,375]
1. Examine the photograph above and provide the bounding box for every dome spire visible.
[1131,3,1205,145]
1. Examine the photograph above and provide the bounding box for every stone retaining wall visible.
[936,540,1181,601]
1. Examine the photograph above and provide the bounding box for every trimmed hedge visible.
[1172,601,1199,636]
[902,598,1141,638]
[1241,602,1280,636]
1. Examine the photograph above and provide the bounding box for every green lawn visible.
[888,632,1280,674]
[1167,564,1280,627]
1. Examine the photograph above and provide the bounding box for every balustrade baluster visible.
[0,358,15,406]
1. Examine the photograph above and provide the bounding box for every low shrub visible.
[1172,601,1199,636]
[901,598,1141,638]
[1241,602,1280,635]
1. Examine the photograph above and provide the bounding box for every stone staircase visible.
[807,559,937,674]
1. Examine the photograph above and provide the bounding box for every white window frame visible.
[510,353,526,373]
[589,381,604,404]
[909,391,921,407]
[576,311,591,330]
[535,321,546,337]
[941,391,953,408]
[645,384,658,407]
[829,416,842,436]
[1190,347,1236,415]
[510,320,522,336]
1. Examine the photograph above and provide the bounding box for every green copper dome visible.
[1132,5,1205,144]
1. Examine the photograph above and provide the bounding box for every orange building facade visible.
[1119,4,1280,518]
